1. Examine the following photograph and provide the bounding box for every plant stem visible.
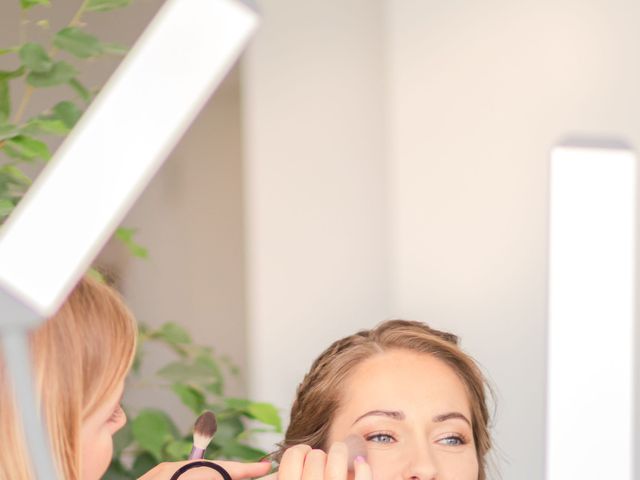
[12,9,30,126]
[19,10,27,45]
[69,0,91,28]
[11,0,91,126]
[12,85,34,125]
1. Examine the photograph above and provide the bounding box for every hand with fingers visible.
[267,442,371,480]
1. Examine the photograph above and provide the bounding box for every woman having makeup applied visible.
[272,320,492,480]
[0,276,272,480]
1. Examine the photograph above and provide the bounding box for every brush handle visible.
[189,446,205,459]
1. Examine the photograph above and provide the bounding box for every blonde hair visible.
[276,320,492,480]
[0,276,137,480]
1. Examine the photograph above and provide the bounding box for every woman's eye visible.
[366,433,396,444]
[437,435,465,447]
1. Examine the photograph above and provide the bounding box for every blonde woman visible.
[0,276,271,480]
[273,320,493,480]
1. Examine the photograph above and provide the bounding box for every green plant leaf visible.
[236,427,278,441]
[131,409,177,461]
[213,415,244,445]
[0,46,20,55]
[112,322,284,472]
[115,227,148,258]
[172,343,213,359]
[112,419,134,457]
[0,123,20,141]
[68,78,92,102]
[131,338,144,374]
[20,0,50,9]
[102,42,128,55]
[0,166,31,211]
[219,441,267,461]
[171,383,205,414]
[22,117,70,136]
[0,199,14,218]
[138,322,151,337]
[246,402,282,431]
[27,61,77,87]
[196,355,224,392]
[205,381,223,395]
[158,356,223,392]
[130,453,156,479]
[87,267,106,283]
[103,460,133,480]
[0,66,26,80]
[164,440,192,461]
[156,322,191,344]
[54,27,103,58]
[3,135,51,161]
[225,398,251,411]
[0,165,31,186]
[87,0,130,12]
[0,80,11,123]
[157,361,209,384]
[19,43,53,73]
[52,101,82,128]
[218,354,241,377]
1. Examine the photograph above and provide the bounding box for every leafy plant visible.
[0,0,140,250]
[106,322,282,479]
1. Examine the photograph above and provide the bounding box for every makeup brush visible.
[189,411,218,460]
[344,434,367,471]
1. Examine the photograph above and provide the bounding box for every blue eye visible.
[437,435,465,446]
[366,433,396,444]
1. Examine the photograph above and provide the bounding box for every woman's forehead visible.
[339,349,472,416]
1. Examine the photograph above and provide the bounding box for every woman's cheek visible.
[437,447,479,479]
[81,432,114,480]
[365,448,403,480]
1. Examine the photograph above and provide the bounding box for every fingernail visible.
[355,456,366,464]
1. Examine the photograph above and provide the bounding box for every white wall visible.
[385,1,640,478]
[241,0,389,428]
[243,1,640,478]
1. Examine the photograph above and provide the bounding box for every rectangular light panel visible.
[0,0,258,317]
[546,143,636,479]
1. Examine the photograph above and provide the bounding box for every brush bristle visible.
[344,434,367,470]
[193,411,217,450]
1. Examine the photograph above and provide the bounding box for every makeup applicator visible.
[169,410,230,480]
[344,434,367,471]
[189,411,218,460]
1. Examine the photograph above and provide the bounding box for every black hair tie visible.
[169,461,233,480]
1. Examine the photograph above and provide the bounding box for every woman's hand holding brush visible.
[137,411,271,480]
[137,459,271,480]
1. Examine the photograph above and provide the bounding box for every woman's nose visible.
[402,444,438,480]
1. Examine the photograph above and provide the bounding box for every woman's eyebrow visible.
[352,410,405,425]
[432,411,471,426]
